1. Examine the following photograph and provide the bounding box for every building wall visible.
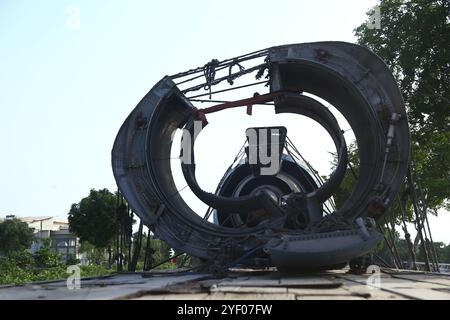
[50,229,78,262]
[27,219,55,232]
[17,216,80,263]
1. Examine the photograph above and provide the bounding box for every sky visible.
[1,0,449,244]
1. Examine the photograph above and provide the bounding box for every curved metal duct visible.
[112,42,410,269]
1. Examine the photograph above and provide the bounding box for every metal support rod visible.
[187,80,268,99]
[385,221,403,268]
[407,168,432,271]
[414,171,440,271]
[397,195,418,270]
[388,221,403,267]
[149,252,185,270]
[379,225,400,269]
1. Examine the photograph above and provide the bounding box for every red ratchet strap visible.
[191,91,286,126]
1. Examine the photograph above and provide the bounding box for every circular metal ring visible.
[112,42,410,261]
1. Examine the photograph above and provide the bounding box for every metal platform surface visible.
[1,268,449,300]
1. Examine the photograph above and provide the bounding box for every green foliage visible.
[0,218,35,255]
[150,237,172,263]
[376,230,450,264]
[79,264,112,277]
[126,231,177,270]
[0,246,113,285]
[436,243,450,263]
[354,0,450,211]
[0,256,37,284]
[8,250,35,269]
[33,242,63,268]
[65,256,80,266]
[153,261,177,270]
[413,130,450,211]
[69,188,177,272]
[79,241,108,265]
[68,188,119,248]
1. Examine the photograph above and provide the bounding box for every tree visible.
[0,218,35,255]
[354,0,450,213]
[129,220,143,271]
[79,241,108,265]
[33,239,63,268]
[68,188,119,249]
[129,229,175,271]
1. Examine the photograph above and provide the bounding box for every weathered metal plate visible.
[0,269,449,300]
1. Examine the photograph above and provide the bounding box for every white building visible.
[3,215,81,263]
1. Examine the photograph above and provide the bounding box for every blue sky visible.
[1,0,449,243]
